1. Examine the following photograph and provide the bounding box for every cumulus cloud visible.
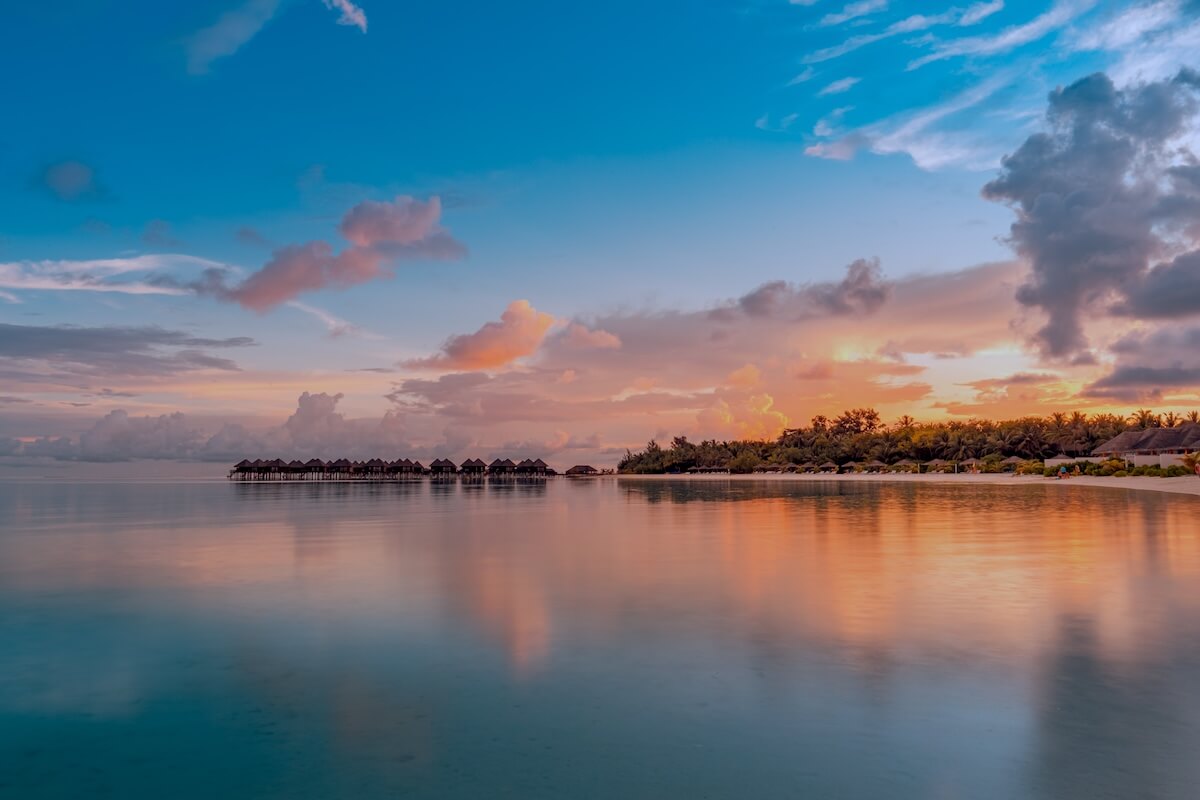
[719,258,890,320]
[406,300,557,371]
[982,69,1200,359]
[558,323,622,350]
[198,196,464,311]
[1084,326,1200,400]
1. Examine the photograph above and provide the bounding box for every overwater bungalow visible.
[489,458,516,476]
[460,458,486,476]
[565,465,598,477]
[429,458,458,476]
[410,460,426,475]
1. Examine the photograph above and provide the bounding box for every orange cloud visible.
[405,300,556,371]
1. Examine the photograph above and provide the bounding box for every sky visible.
[3,0,1200,467]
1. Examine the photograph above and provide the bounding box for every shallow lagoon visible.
[2,478,1199,799]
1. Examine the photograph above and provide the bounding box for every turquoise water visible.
[2,478,1199,798]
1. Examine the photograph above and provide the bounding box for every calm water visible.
[2,478,1199,799]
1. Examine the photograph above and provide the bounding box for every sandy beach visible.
[617,471,1200,497]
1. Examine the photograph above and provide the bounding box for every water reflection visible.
[1,479,1199,798]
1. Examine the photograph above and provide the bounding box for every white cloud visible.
[287,301,382,339]
[0,255,228,297]
[819,0,887,27]
[818,76,861,96]
[907,0,1097,70]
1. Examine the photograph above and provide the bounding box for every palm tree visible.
[1181,452,1200,475]
[1188,410,1200,424]
[1129,408,1159,429]
[1163,411,1182,428]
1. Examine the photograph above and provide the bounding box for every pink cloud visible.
[560,322,622,350]
[406,300,557,371]
[214,196,463,312]
[323,0,367,32]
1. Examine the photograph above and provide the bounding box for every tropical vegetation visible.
[618,408,1200,474]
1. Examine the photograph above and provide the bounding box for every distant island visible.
[617,408,1200,477]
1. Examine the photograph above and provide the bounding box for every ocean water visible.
[2,478,1199,799]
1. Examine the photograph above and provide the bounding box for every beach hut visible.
[565,465,598,477]
[1000,455,1025,472]
[865,459,887,473]
[799,462,817,473]
[840,461,861,473]
[891,458,917,473]
[959,457,983,474]
[924,458,950,473]
[819,461,838,473]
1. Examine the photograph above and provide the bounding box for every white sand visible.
[617,471,1200,497]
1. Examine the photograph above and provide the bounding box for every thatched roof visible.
[819,461,838,468]
[866,460,887,467]
[925,458,948,466]
[893,458,917,466]
[1094,424,1200,454]
[566,465,598,475]
[234,459,252,468]
[959,458,982,465]
[1001,456,1025,464]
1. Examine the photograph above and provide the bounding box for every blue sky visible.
[3,0,1200,462]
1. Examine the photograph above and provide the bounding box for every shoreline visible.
[616,471,1200,497]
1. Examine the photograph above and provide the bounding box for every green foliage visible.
[727,452,763,474]
[1113,470,1128,477]
[618,409,1154,474]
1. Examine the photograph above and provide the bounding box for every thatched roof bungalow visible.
[489,458,516,475]
[565,465,598,477]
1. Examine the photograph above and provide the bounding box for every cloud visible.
[982,69,1200,359]
[559,323,622,350]
[406,300,557,371]
[721,257,890,319]
[0,323,254,394]
[235,226,270,247]
[908,0,1097,70]
[37,160,104,202]
[802,1,1004,64]
[818,77,860,96]
[286,301,381,339]
[806,71,1015,169]
[0,254,225,298]
[819,0,887,27]
[1084,325,1200,400]
[186,0,281,75]
[323,0,367,32]
[787,67,816,85]
[204,195,464,311]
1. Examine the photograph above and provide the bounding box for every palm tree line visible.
[617,408,1200,474]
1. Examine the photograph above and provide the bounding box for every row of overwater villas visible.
[228,457,573,480]
[687,457,1031,474]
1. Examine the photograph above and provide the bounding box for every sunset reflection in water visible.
[2,479,1198,799]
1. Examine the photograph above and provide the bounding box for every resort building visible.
[488,458,517,476]
[460,458,487,476]
[1093,424,1200,468]
[565,465,598,477]
[429,458,458,476]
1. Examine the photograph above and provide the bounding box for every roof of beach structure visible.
[1001,455,1026,464]
[1094,424,1200,454]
